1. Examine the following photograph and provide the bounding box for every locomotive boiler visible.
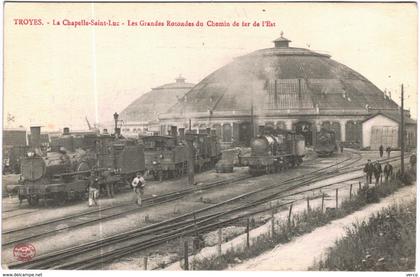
[240,127,305,176]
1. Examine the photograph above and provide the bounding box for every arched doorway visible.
[295,121,313,146]
[222,123,232,142]
[345,120,362,145]
[321,121,341,142]
[331,122,341,142]
[212,123,222,140]
[239,122,252,146]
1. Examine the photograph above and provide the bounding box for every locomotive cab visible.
[140,136,187,181]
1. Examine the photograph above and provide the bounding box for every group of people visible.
[364,159,393,185]
[87,170,146,207]
[378,145,392,158]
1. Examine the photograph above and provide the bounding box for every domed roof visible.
[166,36,398,116]
[120,76,195,123]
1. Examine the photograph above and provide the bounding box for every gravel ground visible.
[230,185,416,271]
[1,149,399,269]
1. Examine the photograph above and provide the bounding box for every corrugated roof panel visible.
[163,46,399,116]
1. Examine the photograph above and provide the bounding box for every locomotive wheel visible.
[249,168,262,176]
[28,196,39,206]
[54,192,67,206]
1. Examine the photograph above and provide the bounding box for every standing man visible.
[386,146,392,158]
[102,169,114,198]
[410,154,416,168]
[340,143,344,153]
[374,161,382,185]
[383,162,393,182]
[132,172,145,206]
[379,145,384,158]
[363,159,374,184]
[88,169,99,207]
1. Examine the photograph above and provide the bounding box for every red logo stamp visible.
[13,243,36,262]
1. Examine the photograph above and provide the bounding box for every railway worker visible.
[410,154,416,168]
[386,146,392,158]
[385,146,391,159]
[102,169,114,198]
[237,148,242,166]
[14,158,21,174]
[373,161,382,185]
[3,158,10,174]
[379,145,384,158]
[132,172,145,206]
[383,162,393,182]
[88,170,100,207]
[363,159,374,184]
[340,143,344,153]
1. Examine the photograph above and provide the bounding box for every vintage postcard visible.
[2,1,417,274]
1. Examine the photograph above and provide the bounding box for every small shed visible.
[361,112,416,149]
[3,128,27,147]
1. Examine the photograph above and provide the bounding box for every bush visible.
[313,199,416,271]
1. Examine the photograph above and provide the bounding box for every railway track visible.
[2,209,40,220]
[8,171,368,270]
[2,152,399,248]
[8,151,401,269]
[2,152,360,246]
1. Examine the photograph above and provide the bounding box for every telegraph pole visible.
[250,101,254,139]
[400,84,405,175]
[185,132,195,186]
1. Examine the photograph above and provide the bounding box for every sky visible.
[4,2,418,131]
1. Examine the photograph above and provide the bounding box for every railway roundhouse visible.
[159,34,415,149]
[120,76,195,137]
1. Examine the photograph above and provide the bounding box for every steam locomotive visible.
[17,124,145,206]
[314,128,338,157]
[240,127,305,176]
[139,126,221,181]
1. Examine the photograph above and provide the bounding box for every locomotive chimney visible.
[115,128,121,137]
[179,128,185,140]
[113,112,119,135]
[63,127,70,135]
[29,126,41,149]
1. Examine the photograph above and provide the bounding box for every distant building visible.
[3,128,27,147]
[120,76,195,137]
[361,112,417,150]
[160,34,415,148]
